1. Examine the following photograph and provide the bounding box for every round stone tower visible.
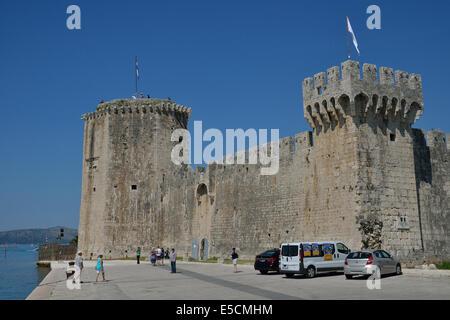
[78,98,195,259]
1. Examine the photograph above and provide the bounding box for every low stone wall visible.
[402,268,450,278]
[38,244,77,261]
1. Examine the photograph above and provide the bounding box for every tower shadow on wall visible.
[412,129,432,253]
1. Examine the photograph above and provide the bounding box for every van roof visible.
[281,241,343,245]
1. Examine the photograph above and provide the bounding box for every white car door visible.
[281,243,300,272]
[335,243,350,271]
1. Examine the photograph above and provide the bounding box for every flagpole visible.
[346,15,350,59]
[135,56,138,98]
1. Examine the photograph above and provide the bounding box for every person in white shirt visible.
[75,252,84,282]
[157,247,162,265]
[170,249,177,273]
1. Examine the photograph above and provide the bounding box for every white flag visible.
[347,16,360,56]
[136,59,139,78]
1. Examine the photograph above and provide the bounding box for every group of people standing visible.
[131,93,151,99]
[74,252,105,283]
[72,246,238,285]
[136,246,177,273]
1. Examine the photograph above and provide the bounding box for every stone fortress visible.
[78,60,449,265]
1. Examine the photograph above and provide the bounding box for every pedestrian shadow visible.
[93,280,112,284]
[36,279,67,287]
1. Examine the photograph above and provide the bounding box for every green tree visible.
[70,235,78,246]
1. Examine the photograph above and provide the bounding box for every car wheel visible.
[306,266,316,278]
[285,273,294,278]
[396,264,402,275]
[260,270,268,275]
[345,274,353,279]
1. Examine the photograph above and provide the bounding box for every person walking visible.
[232,248,239,273]
[170,248,177,273]
[136,247,141,264]
[95,255,105,282]
[150,248,156,266]
[75,252,84,282]
[165,248,170,259]
[161,248,165,265]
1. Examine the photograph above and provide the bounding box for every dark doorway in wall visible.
[197,184,207,197]
[200,238,209,260]
[196,183,208,205]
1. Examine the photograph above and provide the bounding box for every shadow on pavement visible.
[281,272,344,280]
[347,273,402,280]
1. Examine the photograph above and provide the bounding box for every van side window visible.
[321,244,335,254]
[316,245,325,257]
[337,243,349,254]
[302,244,312,257]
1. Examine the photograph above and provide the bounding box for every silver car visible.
[344,249,402,279]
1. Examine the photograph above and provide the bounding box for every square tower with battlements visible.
[300,60,446,262]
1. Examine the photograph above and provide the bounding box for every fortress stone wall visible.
[78,60,449,264]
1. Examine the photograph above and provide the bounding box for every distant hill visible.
[0,226,77,245]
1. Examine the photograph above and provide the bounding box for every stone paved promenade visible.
[27,260,450,300]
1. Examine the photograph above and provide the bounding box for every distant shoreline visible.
[0,226,77,245]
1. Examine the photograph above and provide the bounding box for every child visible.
[95,255,105,282]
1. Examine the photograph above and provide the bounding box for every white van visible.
[280,241,351,278]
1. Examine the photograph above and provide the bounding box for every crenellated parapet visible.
[302,60,424,130]
[81,98,191,121]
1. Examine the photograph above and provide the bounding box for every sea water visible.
[0,245,50,300]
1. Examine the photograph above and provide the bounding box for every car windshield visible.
[347,252,372,259]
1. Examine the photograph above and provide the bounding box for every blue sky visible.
[0,0,449,232]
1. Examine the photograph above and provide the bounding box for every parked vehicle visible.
[280,241,351,278]
[344,249,402,279]
[254,249,280,274]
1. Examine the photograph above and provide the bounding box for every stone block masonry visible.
[78,61,449,264]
